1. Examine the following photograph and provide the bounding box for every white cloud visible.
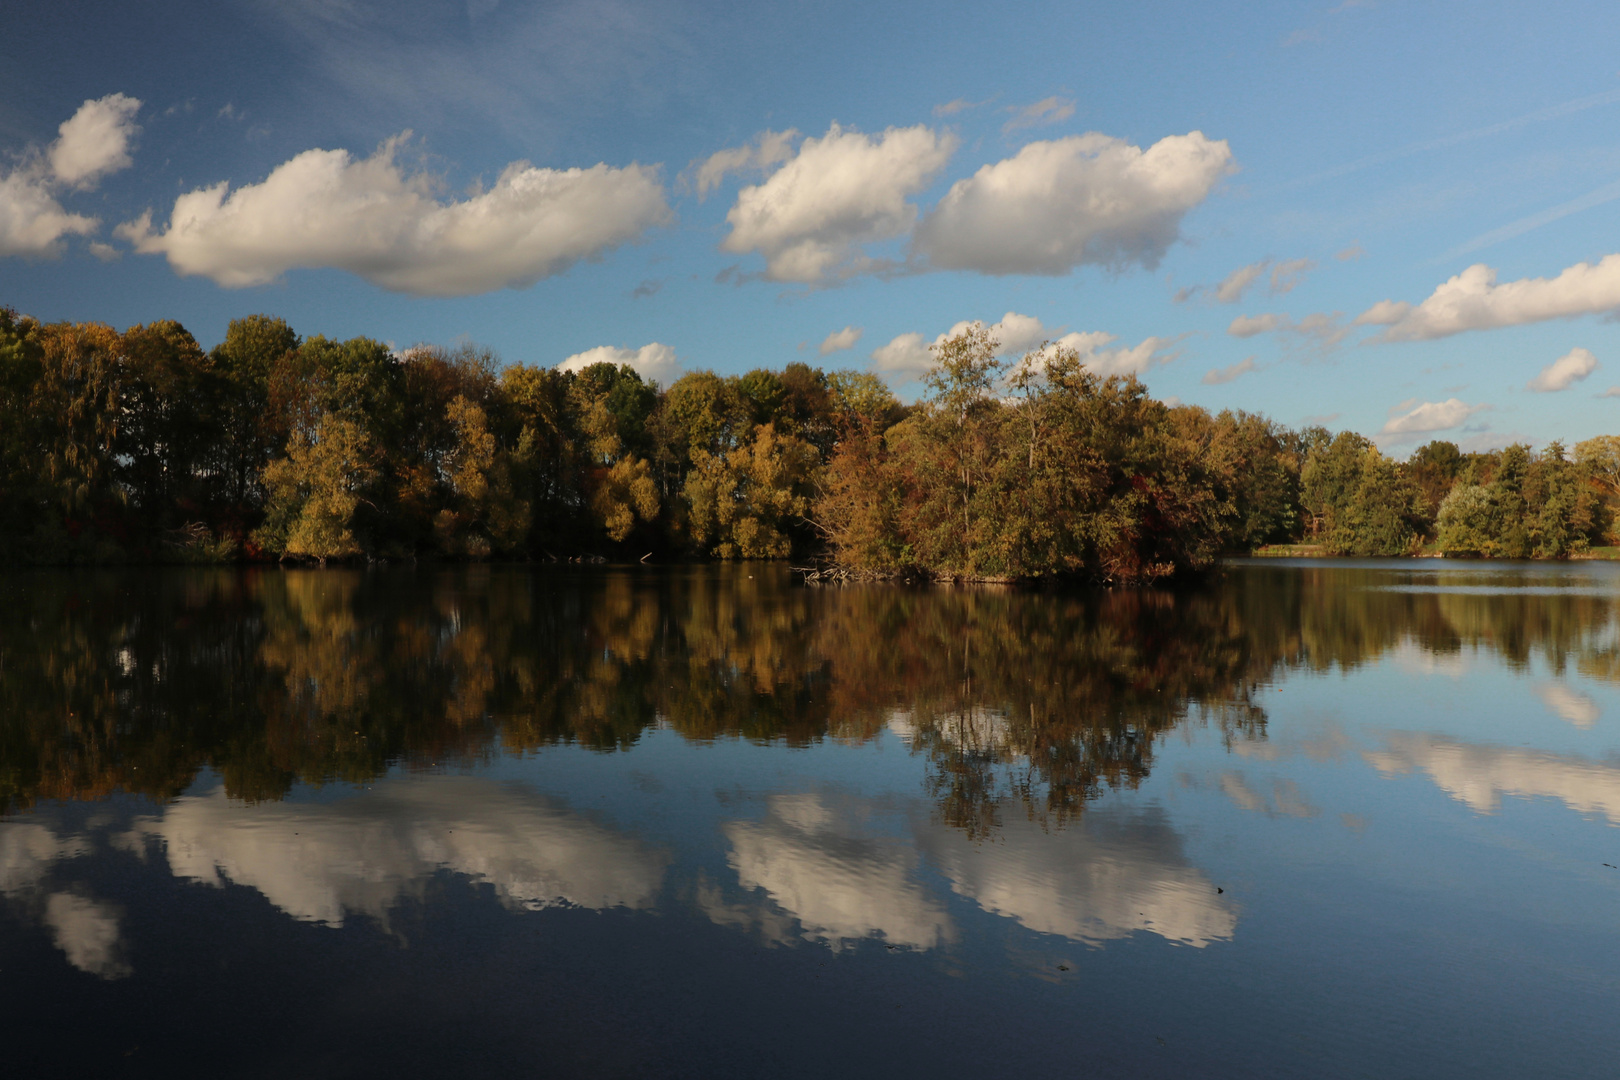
[1215,261,1267,303]
[1002,96,1075,133]
[688,129,797,200]
[817,325,862,355]
[720,123,956,284]
[913,131,1232,276]
[559,342,678,384]
[1379,397,1486,436]
[871,312,1045,379]
[1336,243,1366,261]
[871,332,933,379]
[118,134,670,296]
[0,167,97,258]
[938,311,1050,357]
[1228,312,1284,337]
[876,315,1174,381]
[1357,255,1620,341]
[1203,356,1258,385]
[1527,347,1598,393]
[1055,331,1178,377]
[49,93,142,189]
[0,93,141,259]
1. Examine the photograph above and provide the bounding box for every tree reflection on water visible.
[2,561,1617,831]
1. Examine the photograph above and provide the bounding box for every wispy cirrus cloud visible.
[1001,96,1075,133]
[1202,356,1258,385]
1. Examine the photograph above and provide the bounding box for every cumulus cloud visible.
[0,93,141,259]
[1357,255,1620,341]
[940,311,1050,357]
[871,332,933,379]
[0,169,97,258]
[1527,347,1598,393]
[559,342,678,384]
[874,314,1175,381]
[720,123,956,284]
[913,131,1232,275]
[1052,331,1179,377]
[688,129,797,200]
[1002,96,1076,133]
[818,326,862,355]
[49,93,142,189]
[1203,356,1258,384]
[117,134,670,296]
[1379,397,1487,437]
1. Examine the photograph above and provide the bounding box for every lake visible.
[1,560,1617,1078]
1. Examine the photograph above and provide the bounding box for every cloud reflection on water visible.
[129,775,670,926]
[920,807,1237,948]
[0,822,130,979]
[1367,734,1620,823]
[714,792,1233,952]
[722,793,956,951]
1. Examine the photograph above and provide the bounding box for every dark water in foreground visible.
[1,560,1617,1078]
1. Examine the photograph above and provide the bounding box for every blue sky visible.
[4,0,1620,450]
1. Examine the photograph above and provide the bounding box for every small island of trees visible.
[2,306,1616,582]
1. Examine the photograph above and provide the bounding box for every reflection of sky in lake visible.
[4,561,1620,1078]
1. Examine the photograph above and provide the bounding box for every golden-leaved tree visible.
[255,414,376,564]
[684,422,819,558]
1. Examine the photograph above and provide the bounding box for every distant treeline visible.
[3,308,1617,581]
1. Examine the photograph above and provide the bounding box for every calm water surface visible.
[1,560,1617,1078]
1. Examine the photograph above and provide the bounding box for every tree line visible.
[3,307,1617,580]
